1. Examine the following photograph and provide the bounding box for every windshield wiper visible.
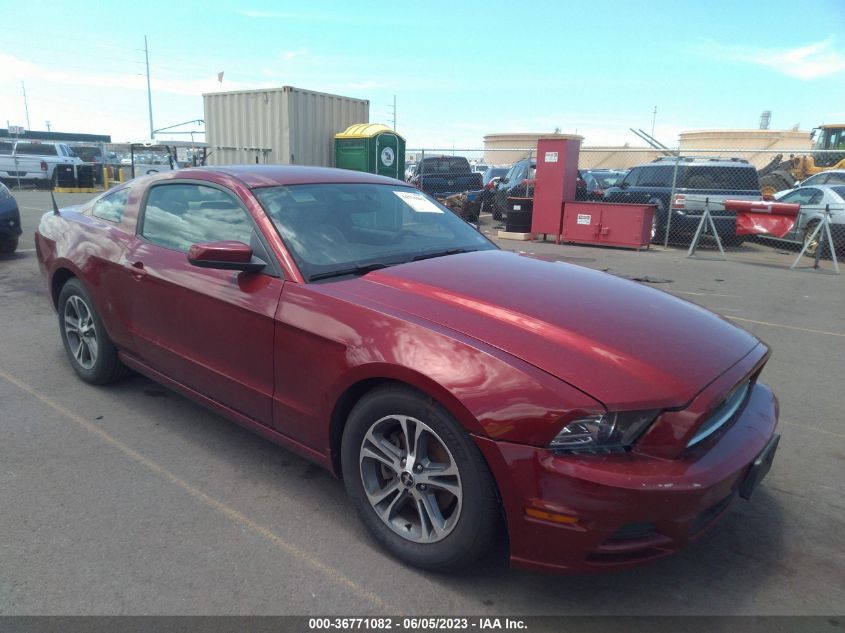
[412,248,475,262]
[308,262,392,282]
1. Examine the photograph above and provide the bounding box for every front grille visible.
[687,380,751,447]
[608,522,657,541]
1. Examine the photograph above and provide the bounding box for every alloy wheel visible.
[358,414,462,544]
[803,223,820,257]
[64,295,98,370]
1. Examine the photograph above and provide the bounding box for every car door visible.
[778,188,824,241]
[122,180,284,425]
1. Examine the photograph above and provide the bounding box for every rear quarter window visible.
[682,166,759,191]
[92,188,130,223]
[421,157,471,173]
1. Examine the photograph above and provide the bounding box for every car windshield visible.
[254,183,496,281]
[482,168,507,185]
[830,185,845,201]
[591,171,625,188]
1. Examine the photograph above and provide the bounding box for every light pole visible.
[145,35,154,140]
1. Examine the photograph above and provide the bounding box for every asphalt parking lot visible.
[1,190,843,616]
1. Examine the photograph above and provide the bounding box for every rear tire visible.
[649,200,666,243]
[341,384,501,571]
[57,278,129,385]
[492,199,503,221]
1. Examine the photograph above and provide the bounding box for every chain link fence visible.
[1,139,206,191]
[405,147,845,262]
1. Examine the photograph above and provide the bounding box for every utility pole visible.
[144,35,154,140]
[45,120,51,132]
[651,106,657,138]
[21,82,31,131]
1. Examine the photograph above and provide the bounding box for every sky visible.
[0,0,842,150]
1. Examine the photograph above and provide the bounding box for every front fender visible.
[272,283,603,453]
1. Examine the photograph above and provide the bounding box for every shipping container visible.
[203,86,369,167]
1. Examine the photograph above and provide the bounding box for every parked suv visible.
[491,158,536,221]
[603,157,762,244]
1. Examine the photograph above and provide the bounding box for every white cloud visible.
[698,38,845,80]
[239,10,355,22]
[0,53,270,96]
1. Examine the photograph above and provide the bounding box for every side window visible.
[638,166,675,187]
[140,183,254,252]
[828,173,845,185]
[781,188,821,205]
[92,188,129,223]
[621,167,641,187]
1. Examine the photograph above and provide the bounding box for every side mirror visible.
[187,241,265,272]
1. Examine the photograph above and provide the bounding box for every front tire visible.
[803,220,822,257]
[57,278,129,384]
[341,385,501,571]
[0,236,18,253]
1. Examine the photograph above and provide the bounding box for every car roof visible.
[806,169,845,176]
[162,165,407,188]
[649,156,752,167]
[797,184,845,192]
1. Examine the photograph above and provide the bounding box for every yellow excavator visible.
[758,124,845,196]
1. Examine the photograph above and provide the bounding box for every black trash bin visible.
[54,165,76,188]
[505,197,533,232]
[76,165,94,188]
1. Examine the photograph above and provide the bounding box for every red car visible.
[35,166,779,573]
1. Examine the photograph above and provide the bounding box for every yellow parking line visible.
[0,367,387,609]
[727,316,845,338]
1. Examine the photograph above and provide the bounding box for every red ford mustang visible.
[35,166,779,573]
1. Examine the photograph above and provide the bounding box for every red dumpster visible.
[562,202,655,250]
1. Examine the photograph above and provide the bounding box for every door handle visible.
[130,261,146,280]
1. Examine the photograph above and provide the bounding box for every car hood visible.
[335,250,759,409]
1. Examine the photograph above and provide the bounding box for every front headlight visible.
[0,184,10,201]
[549,410,660,454]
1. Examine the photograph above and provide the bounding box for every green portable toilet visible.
[335,123,405,180]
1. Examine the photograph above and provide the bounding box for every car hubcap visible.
[804,226,819,256]
[359,415,462,544]
[64,295,98,370]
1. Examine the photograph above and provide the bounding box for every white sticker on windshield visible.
[394,191,444,213]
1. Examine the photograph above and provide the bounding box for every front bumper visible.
[474,381,779,573]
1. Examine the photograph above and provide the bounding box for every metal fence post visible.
[664,154,680,248]
[420,148,425,187]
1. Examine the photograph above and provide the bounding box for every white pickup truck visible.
[0,140,84,187]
